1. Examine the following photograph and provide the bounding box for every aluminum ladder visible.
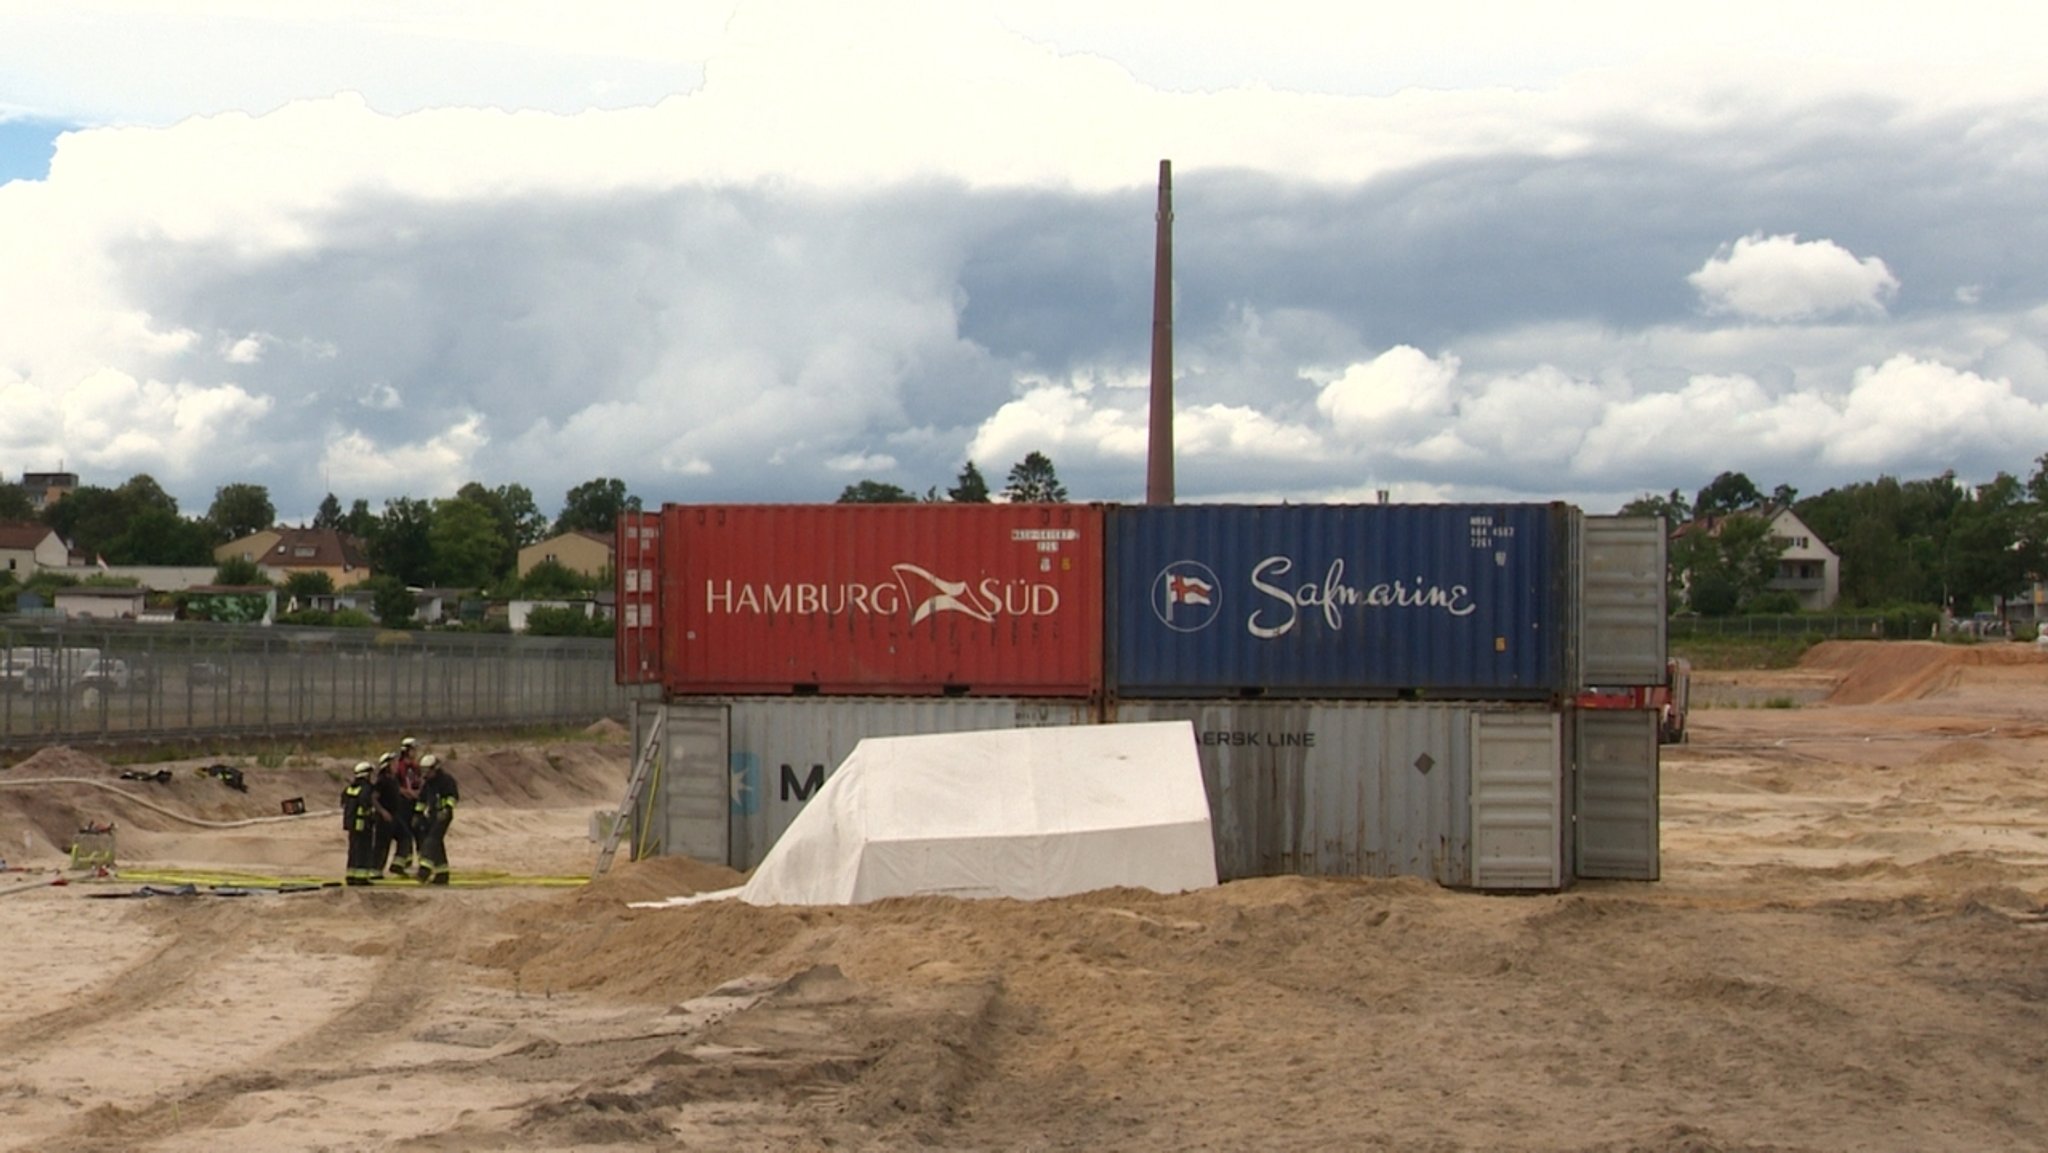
[592,708,665,880]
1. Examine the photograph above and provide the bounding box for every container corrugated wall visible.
[1113,699,1536,886]
[1108,504,1570,699]
[647,696,1097,871]
[654,504,1104,697]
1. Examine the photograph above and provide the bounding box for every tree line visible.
[0,475,643,630]
[836,452,1067,505]
[10,448,2041,624]
[1623,460,2048,618]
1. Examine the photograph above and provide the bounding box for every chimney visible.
[1146,159,1175,505]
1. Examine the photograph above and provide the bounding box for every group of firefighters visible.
[339,736,460,885]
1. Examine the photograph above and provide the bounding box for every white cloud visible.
[1828,354,2048,469]
[0,368,272,479]
[324,415,489,502]
[3,4,2048,521]
[1314,346,1460,437]
[1689,234,1900,322]
[825,452,898,474]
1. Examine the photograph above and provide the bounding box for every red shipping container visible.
[639,504,1104,698]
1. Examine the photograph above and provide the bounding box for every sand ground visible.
[1,641,2045,1152]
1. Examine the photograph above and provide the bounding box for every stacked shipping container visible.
[620,503,1665,888]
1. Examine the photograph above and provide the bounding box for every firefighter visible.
[390,738,423,874]
[371,752,406,875]
[341,761,379,886]
[413,753,459,885]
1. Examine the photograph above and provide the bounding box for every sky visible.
[4,1,2048,526]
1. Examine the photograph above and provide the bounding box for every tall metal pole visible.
[1146,159,1175,505]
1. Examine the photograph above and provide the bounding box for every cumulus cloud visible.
[1314,346,1461,437]
[4,5,2048,523]
[1688,234,1900,322]
[319,415,489,504]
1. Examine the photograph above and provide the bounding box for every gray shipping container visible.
[1576,516,1668,686]
[631,696,1095,871]
[1113,699,1569,888]
[623,696,1654,891]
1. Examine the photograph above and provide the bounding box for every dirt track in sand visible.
[1,645,2046,1152]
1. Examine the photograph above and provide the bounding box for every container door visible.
[650,702,730,866]
[615,511,664,685]
[1579,516,1666,686]
[1470,711,1563,889]
[1574,708,1660,880]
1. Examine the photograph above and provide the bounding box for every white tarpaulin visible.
[736,720,1217,906]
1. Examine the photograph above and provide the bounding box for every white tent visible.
[737,720,1217,906]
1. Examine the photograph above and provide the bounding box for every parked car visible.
[188,660,229,686]
[77,657,132,692]
[0,660,56,695]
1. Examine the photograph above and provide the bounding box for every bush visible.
[523,605,613,637]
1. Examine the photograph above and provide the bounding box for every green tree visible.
[1617,488,1691,527]
[283,570,336,603]
[42,484,128,560]
[1942,473,2037,612]
[108,506,214,565]
[837,479,916,503]
[341,498,379,540]
[0,482,31,521]
[947,461,991,503]
[371,497,434,587]
[1002,451,1068,503]
[523,604,613,637]
[360,575,418,629]
[1673,514,1783,615]
[213,556,268,586]
[520,557,597,597]
[1693,471,1764,517]
[206,483,275,542]
[312,493,344,530]
[457,481,547,575]
[555,477,639,535]
[43,474,186,561]
[117,474,180,517]
[428,496,509,588]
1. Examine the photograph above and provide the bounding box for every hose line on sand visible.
[0,776,337,829]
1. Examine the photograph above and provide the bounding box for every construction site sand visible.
[1,645,2045,1152]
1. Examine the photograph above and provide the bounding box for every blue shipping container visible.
[1109,504,1570,698]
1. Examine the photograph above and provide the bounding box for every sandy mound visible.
[0,738,631,864]
[1798,640,2048,705]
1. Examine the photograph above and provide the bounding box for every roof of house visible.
[1672,503,1790,538]
[0,521,58,550]
[243,526,370,570]
[524,529,613,550]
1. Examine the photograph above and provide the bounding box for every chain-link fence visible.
[1667,612,1943,641]
[1,617,652,751]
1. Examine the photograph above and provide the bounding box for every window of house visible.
[293,546,316,558]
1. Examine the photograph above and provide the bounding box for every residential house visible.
[0,521,68,579]
[214,526,373,589]
[1673,505,1841,612]
[1762,506,1840,611]
[19,471,77,512]
[517,530,612,581]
